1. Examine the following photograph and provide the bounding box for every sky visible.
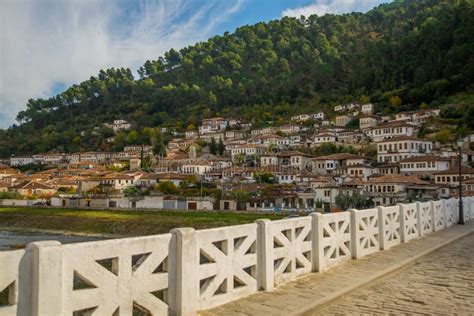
[0,0,389,129]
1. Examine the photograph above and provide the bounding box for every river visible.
[0,230,105,251]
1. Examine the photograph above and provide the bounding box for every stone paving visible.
[200,223,474,316]
[318,232,474,315]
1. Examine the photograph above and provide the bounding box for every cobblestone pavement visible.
[318,233,474,315]
[200,224,474,316]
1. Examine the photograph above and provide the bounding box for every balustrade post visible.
[430,200,437,232]
[169,227,198,316]
[349,209,359,259]
[310,212,323,272]
[377,207,386,250]
[399,204,409,242]
[255,219,273,291]
[468,197,473,222]
[442,199,448,228]
[451,198,458,223]
[462,197,468,222]
[28,241,63,316]
[416,202,423,237]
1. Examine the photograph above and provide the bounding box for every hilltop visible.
[0,0,473,157]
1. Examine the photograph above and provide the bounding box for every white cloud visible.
[282,0,388,18]
[0,0,244,128]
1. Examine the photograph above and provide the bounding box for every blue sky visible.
[0,0,389,128]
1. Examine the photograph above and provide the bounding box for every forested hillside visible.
[1,0,473,157]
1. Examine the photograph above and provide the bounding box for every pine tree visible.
[209,138,218,155]
[152,132,166,157]
[218,138,225,156]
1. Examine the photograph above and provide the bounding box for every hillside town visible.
[1,104,473,212]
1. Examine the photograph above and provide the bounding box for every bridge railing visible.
[378,205,401,250]
[0,197,472,316]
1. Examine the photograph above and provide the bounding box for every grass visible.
[0,207,286,236]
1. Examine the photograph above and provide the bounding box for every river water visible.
[0,230,104,251]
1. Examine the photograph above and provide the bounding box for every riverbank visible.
[0,207,286,236]
[0,229,105,251]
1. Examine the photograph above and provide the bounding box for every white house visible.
[230,144,266,161]
[180,161,214,175]
[334,105,345,112]
[312,132,336,145]
[311,153,367,174]
[291,114,311,122]
[335,115,352,127]
[434,166,474,187]
[377,136,432,163]
[185,131,198,139]
[100,173,137,193]
[105,120,131,132]
[336,129,361,144]
[364,174,430,206]
[312,112,325,120]
[359,115,380,130]
[367,121,418,142]
[225,130,246,140]
[10,156,35,166]
[248,134,282,146]
[399,155,451,177]
[361,103,374,115]
[260,151,312,170]
[278,125,301,135]
[276,135,302,148]
[199,117,228,135]
[345,164,375,180]
[251,127,276,136]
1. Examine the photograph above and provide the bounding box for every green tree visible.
[127,130,139,145]
[152,132,167,157]
[209,138,218,155]
[124,186,141,197]
[434,129,453,144]
[254,172,276,184]
[389,95,401,108]
[217,138,225,156]
[2,0,474,158]
[156,181,180,195]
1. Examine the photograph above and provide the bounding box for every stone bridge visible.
[1,198,473,315]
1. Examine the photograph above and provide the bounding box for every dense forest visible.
[1,0,473,157]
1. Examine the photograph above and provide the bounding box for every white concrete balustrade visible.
[433,200,446,231]
[312,211,351,271]
[0,197,473,316]
[419,201,433,235]
[265,217,312,287]
[445,198,457,227]
[400,203,420,242]
[0,249,24,316]
[351,208,380,259]
[378,205,401,250]
[195,223,257,309]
